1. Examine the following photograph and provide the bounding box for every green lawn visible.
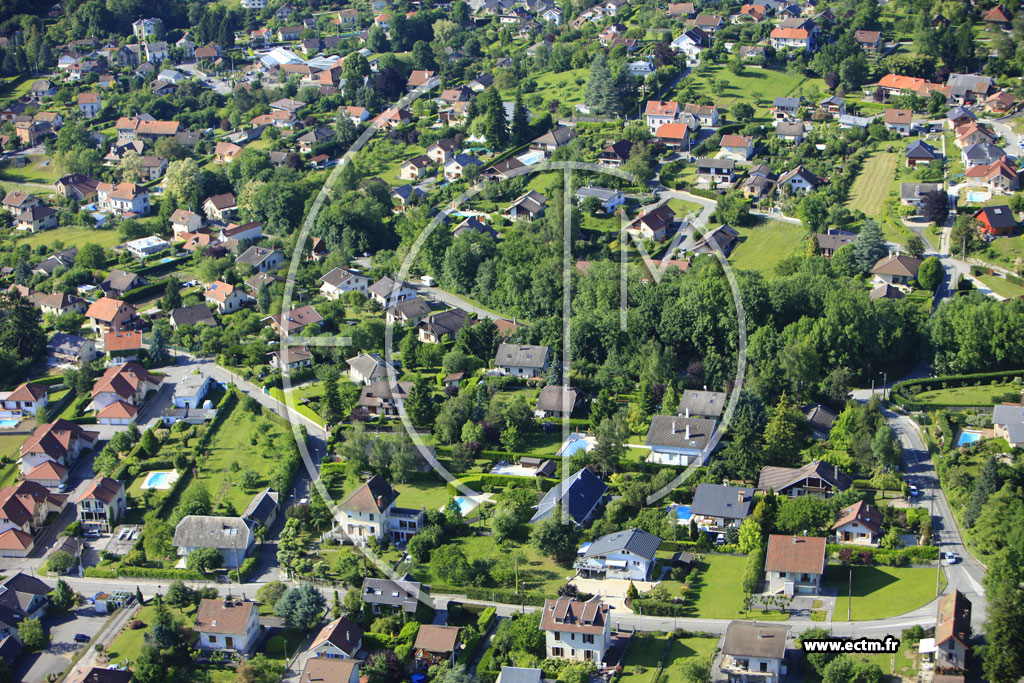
[847,153,898,217]
[979,273,1024,298]
[673,64,824,118]
[825,565,944,621]
[685,554,785,620]
[509,68,588,109]
[106,603,197,663]
[394,477,452,511]
[976,235,1024,270]
[620,634,719,683]
[911,382,1016,406]
[0,155,59,183]
[17,225,123,250]
[728,220,807,275]
[667,198,704,219]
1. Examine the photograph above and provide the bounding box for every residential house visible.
[670,28,706,60]
[407,70,435,90]
[740,165,778,203]
[277,26,302,41]
[386,298,431,326]
[683,103,719,127]
[574,529,661,581]
[362,577,423,615]
[297,127,335,154]
[102,270,147,298]
[345,106,369,124]
[214,142,243,164]
[757,460,852,498]
[720,621,788,683]
[777,165,824,195]
[0,382,47,418]
[54,174,98,202]
[691,223,739,255]
[905,139,941,168]
[531,127,576,155]
[347,352,396,385]
[426,139,459,165]
[242,488,279,530]
[975,205,1016,236]
[993,404,1024,448]
[575,187,625,214]
[534,386,581,419]
[172,374,214,410]
[539,597,610,663]
[170,304,217,329]
[854,29,882,52]
[494,343,549,377]
[132,17,162,40]
[691,484,753,531]
[375,107,414,129]
[194,598,261,653]
[90,362,160,410]
[962,142,1006,169]
[173,515,254,568]
[644,100,680,134]
[171,209,203,238]
[883,108,913,136]
[0,481,66,539]
[719,134,755,161]
[505,191,547,221]
[96,182,149,216]
[336,474,403,543]
[693,14,723,36]
[770,24,812,51]
[482,157,526,182]
[775,121,805,144]
[103,330,144,363]
[765,534,826,594]
[444,154,482,180]
[900,182,944,207]
[983,90,1017,115]
[654,123,690,149]
[320,268,371,300]
[145,41,168,63]
[418,308,469,343]
[947,73,996,105]
[358,382,414,416]
[946,106,976,128]
[956,122,996,148]
[123,235,170,259]
[310,616,363,659]
[76,477,125,532]
[204,281,247,314]
[204,193,237,221]
[965,159,1018,192]
[15,205,58,233]
[597,140,633,167]
[368,276,417,308]
[816,229,857,257]
[676,389,727,419]
[872,253,922,286]
[984,6,1011,30]
[530,467,607,525]
[414,625,460,668]
[85,298,137,334]
[832,500,883,546]
[77,92,101,117]
[300,659,360,683]
[236,246,284,273]
[695,158,736,186]
[2,190,40,215]
[645,415,716,466]
[400,155,432,181]
[818,95,846,115]
[48,333,98,365]
[770,96,802,121]
[263,304,323,336]
[268,346,313,373]
[934,590,972,673]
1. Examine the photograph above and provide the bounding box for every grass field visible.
[847,153,898,216]
[976,235,1024,270]
[825,565,944,621]
[673,64,824,118]
[513,68,588,109]
[979,273,1024,298]
[728,220,807,275]
[16,225,122,250]
[686,554,787,620]
[394,477,452,511]
[620,634,719,683]
[911,382,1016,406]
[0,155,59,184]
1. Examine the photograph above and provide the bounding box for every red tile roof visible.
[765,534,826,574]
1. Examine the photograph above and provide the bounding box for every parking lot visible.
[14,604,112,683]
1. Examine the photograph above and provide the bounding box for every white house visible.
[76,477,126,532]
[540,597,610,663]
[173,515,254,568]
[644,415,716,466]
[335,475,398,545]
[720,621,788,683]
[575,187,625,214]
[574,529,661,581]
[194,598,261,653]
[368,276,417,308]
[320,268,371,300]
[936,591,971,674]
[97,182,150,216]
[309,616,364,659]
[203,281,247,314]
[832,501,883,546]
[764,534,826,595]
[494,343,549,377]
[171,209,202,237]
[0,382,48,418]
[645,100,680,134]
[173,374,215,409]
[347,352,396,385]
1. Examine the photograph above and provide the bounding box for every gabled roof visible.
[883,108,912,125]
[645,415,716,450]
[5,382,46,403]
[495,343,549,369]
[936,590,972,649]
[539,597,608,634]
[905,139,940,160]
[173,515,252,550]
[777,165,823,187]
[301,658,359,683]
[311,616,363,656]
[339,474,398,514]
[581,528,661,560]
[975,205,1016,230]
[264,304,323,333]
[691,484,753,519]
[388,298,431,320]
[414,624,460,653]
[535,385,580,413]
[194,599,256,635]
[677,390,727,418]
[645,100,680,117]
[170,304,217,328]
[872,253,921,277]
[765,534,826,573]
[757,460,852,493]
[723,621,788,660]
[531,467,607,524]
[831,500,882,533]
[77,476,123,504]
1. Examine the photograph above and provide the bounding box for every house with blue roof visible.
[530,467,607,525]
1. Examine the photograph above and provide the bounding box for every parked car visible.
[74,633,90,643]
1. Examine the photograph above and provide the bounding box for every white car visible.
[942,551,960,565]
[908,484,920,497]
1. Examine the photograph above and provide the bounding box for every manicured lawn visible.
[728,220,807,275]
[620,634,719,683]
[394,477,452,511]
[0,155,59,183]
[106,603,197,663]
[847,153,898,217]
[686,555,761,620]
[674,64,824,118]
[186,398,292,513]
[979,273,1024,298]
[511,68,588,109]
[17,225,123,250]
[667,198,704,219]
[977,234,1024,270]
[825,565,944,621]
[911,382,1015,406]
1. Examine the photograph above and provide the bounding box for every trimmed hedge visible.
[446,474,556,496]
[891,370,1024,410]
[826,544,939,565]
[430,584,549,606]
[85,565,207,580]
[236,556,258,581]
[122,281,168,303]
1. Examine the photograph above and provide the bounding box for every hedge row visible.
[446,474,556,496]
[826,543,939,565]
[133,255,190,277]
[85,565,207,581]
[891,370,1024,409]
[660,540,741,554]
[236,556,258,582]
[431,584,548,607]
[122,281,169,304]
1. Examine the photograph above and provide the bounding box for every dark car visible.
[74,633,90,643]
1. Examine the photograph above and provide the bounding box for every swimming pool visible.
[672,505,692,523]
[956,430,983,447]
[157,256,176,264]
[516,150,546,165]
[556,434,592,458]
[141,470,180,490]
[453,495,478,516]
[0,419,19,428]
[967,191,990,203]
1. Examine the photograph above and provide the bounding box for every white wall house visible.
[574,529,661,581]
[720,621,788,683]
[194,599,261,653]
[644,415,715,466]
[540,597,611,664]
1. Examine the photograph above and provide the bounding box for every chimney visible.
[685,407,690,418]
[376,495,383,508]
[703,384,707,391]
[738,491,744,502]
[685,424,690,440]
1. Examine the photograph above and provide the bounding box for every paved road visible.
[423,286,504,321]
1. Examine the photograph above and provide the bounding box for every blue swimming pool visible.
[967,191,989,203]
[0,419,19,428]
[559,437,590,458]
[453,496,479,516]
[141,470,179,489]
[673,505,692,522]
[956,430,982,446]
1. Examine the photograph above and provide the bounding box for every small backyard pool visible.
[141,470,180,490]
[956,430,983,447]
